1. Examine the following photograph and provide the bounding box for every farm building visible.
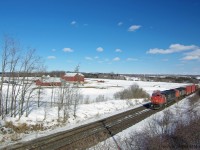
[61,73,84,83]
[35,77,62,86]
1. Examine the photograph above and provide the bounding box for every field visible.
[0,78,190,147]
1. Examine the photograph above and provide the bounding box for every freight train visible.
[150,84,198,109]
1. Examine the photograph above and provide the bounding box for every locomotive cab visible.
[151,91,166,109]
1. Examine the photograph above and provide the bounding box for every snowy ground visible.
[0,78,190,147]
[90,93,200,149]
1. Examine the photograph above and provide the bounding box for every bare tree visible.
[72,87,81,118]
[55,66,83,121]
[73,65,81,118]
[5,38,20,115]
[0,36,11,118]
[25,88,37,117]
[50,84,55,107]
[56,82,71,122]
[0,36,21,118]
[56,86,64,121]
[37,85,42,107]
[18,48,43,119]
[36,66,46,107]
[56,65,82,121]
[0,36,44,119]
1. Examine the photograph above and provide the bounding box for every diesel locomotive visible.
[150,84,198,109]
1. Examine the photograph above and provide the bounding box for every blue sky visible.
[0,0,200,74]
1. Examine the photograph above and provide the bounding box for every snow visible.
[0,78,190,147]
[90,94,200,149]
[196,76,200,80]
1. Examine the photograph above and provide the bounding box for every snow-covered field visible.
[0,78,190,147]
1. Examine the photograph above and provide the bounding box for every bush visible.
[189,89,200,104]
[95,95,107,102]
[114,84,150,100]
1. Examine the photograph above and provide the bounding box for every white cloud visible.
[181,49,200,60]
[113,57,120,61]
[147,44,198,54]
[96,47,104,52]
[71,21,76,25]
[118,22,123,26]
[126,58,138,61]
[128,25,141,32]
[181,55,200,60]
[63,48,74,52]
[85,56,100,61]
[184,49,200,56]
[115,49,122,53]
[146,48,166,54]
[85,57,93,60]
[47,56,56,59]
[147,43,200,61]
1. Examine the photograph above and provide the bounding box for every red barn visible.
[62,73,84,83]
[35,77,62,86]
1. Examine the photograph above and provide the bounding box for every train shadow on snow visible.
[142,102,152,109]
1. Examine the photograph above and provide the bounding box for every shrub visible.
[95,95,107,102]
[188,89,200,105]
[11,133,22,141]
[84,95,90,104]
[114,84,150,100]
[4,122,29,133]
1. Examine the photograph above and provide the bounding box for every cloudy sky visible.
[0,0,200,74]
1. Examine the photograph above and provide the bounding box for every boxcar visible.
[185,85,192,95]
[174,89,180,100]
[191,84,196,93]
[175,87,186,98]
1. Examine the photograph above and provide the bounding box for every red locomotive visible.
[151,84,198,109]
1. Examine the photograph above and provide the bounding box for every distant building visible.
[35,76,62,86]
[61,73,84,83]
[97,73,125,80]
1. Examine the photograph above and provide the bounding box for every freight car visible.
[151,84,197,109]
[174,87,186,99]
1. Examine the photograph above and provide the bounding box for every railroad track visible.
[2,103,156,150]
[2,97,186,150]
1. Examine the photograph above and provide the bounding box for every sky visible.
[0,0,200,75]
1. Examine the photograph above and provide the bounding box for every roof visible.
[41,77,61,83]
[64,73,84,77]
[161,89,176,95]
[42,75,50,78]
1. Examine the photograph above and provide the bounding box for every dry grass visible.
[4,121,44,133]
